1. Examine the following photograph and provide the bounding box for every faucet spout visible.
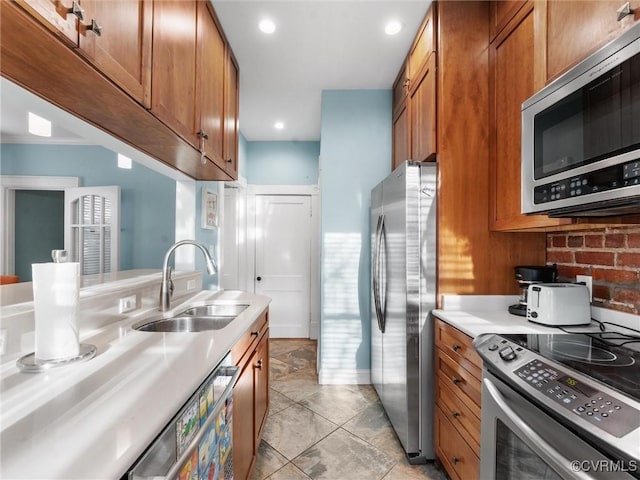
[159,240,217,311]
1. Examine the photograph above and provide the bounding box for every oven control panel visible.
[514,359,640,438]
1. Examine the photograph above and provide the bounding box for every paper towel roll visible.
[32,262,80,361]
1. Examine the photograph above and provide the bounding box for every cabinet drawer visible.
[435,405,479,480]
[436,349,481,408]
[435,319,482,380]
[436,377,480,453]
[231,309,268,367]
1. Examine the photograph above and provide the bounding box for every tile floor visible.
[251,338,448,480]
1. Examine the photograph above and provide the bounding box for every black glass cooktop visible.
[502,332,640,402]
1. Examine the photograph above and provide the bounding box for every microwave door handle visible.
[483,378,599,480]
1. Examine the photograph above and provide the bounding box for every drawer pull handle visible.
[66,1,84,20]
[451,456,459,465]
[452,344,460,351]
[251,330,260,337]
[451,376,461,385]
[255,359,263,370]
[451,411,460,418]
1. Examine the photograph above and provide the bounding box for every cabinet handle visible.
[451,456,459,465]
[84,19,103,36]
[255,359,263,370]
[452,344,460,352]
[451,376,461,385]
[617,2,633,21]
[451,411,460,418]
[66,1,84,20]
[197,131,208,165]
[226,159,233,163]
[251,330,260,337]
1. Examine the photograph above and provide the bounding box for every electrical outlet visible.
[0,329,7,355]
[119,294,138,314]
[187,279,197,291]
[576,275,593,301]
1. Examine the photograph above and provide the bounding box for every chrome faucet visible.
[160,240,217,311]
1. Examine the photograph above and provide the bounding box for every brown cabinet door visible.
[546,1,640,81]
[489,4,570,231]
[233,361,255,480]
[408,4,436,80]
[253,332,269,446]
[223,48,240,177]
[489,0,526,41]
[197,2,226,169]
[409,54,437,163]
[392,102,410,170]
[78,0,152,107]
[16,0,79,44]
[151,0,199,148]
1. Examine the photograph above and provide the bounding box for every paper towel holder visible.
[17,343,97,373]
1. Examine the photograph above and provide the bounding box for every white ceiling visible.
[0,1,430,146]
[212,0,431,141]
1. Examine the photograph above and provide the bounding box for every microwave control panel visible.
[513,359,640,438]
[534,159,640,204]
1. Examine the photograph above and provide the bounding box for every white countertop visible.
[0,289,270,480]
[433,294,639,339]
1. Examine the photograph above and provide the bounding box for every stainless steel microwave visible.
[522,23,640,217]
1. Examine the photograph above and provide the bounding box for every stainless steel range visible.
[474,330,640,479]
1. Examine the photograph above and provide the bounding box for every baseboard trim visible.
[318,368,371,385]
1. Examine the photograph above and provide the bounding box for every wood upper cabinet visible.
[409,53,437,163]
[14,0,79,44]
[489,1,527,41]
[197,1,226,169]
[391,4,436,168]
[489,2,570,231]
[392,63,410,170]
[223,48,240,177]
[151,0,200,148]
[78,1,152,107]
[546,0,640,81]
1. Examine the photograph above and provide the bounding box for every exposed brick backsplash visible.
[546,227,640,315]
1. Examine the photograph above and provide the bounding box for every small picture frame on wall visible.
[202,188,218,229]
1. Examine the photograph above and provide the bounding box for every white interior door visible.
[64,186,120,275]
[255,195,311,338]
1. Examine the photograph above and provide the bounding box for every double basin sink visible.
[133,303,249,333]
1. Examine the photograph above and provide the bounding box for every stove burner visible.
[550,340,636,367]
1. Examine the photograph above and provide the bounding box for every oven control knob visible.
[499,346,517,361]
[488,344,499,351]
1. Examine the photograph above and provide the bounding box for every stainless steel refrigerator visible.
[371,160,436,463]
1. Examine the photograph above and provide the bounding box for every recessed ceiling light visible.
[259,18,276,34]
[117,153,132,169]
[274,121,284,130]
[385,20,403,36]
[28,112,51,137]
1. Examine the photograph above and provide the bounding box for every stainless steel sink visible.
[180,304,249,317]
[133,315,234,333]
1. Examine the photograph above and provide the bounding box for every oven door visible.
[481,371,635,480]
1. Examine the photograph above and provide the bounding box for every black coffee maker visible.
[508,265,558,316]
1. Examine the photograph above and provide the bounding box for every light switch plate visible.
[576,275,593,301]
[119,294,138,314]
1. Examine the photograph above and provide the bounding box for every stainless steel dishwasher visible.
[126,353,239,480]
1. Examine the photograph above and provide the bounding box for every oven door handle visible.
[483,378,599,480]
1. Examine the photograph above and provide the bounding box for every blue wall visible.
[1,144,176,273]
[319,90,391,375]
[246,141,319,185]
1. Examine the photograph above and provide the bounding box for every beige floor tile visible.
[273,346,317,371]
[269,339,317,358]
[262,404,338,460]
[292,428,395,480]
[270,371,321,402]
[381,462,448,480]
[266,463,312,480]
[251,440,288,480]
[270,357,299,381]
[299,385,376,425]
[268,388,296,416]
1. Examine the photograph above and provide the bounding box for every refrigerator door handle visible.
[373,214,385,333]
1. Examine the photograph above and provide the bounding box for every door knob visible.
[256,276,262,281]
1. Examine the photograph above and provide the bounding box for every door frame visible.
[1,175,79,275]
[246,184,320,339]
